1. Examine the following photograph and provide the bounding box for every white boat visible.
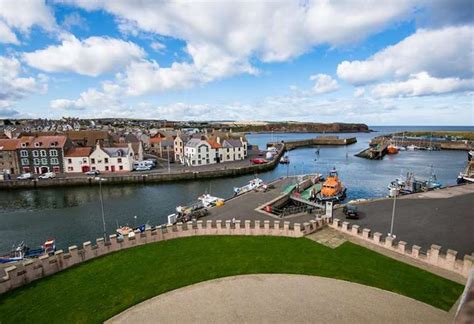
[406,145,417,151]
[233,178,264,195]
[197,194,224,207]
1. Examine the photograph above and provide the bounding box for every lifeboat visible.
[318,168,346,202]
[387,145,399,154]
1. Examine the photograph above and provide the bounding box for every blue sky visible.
[0,0,473,125]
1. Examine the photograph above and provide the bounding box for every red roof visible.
[0,139,20,150]
[207,140,221,149]
[65,147,92,157]
[18,135,68,148]
[149,137,163,144]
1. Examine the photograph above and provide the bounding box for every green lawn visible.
[0,236,463,323]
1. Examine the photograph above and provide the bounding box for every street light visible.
[95,177,107,240]
[388,184,399,238]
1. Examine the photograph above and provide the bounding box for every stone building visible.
[0,139,20,174]
[17,135,72,174]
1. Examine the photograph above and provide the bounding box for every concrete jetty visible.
[270,136,357,150]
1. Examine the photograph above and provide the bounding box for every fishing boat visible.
[116,221,151,238]
[422,166,442,190]
[387,145,399,154]
[406,145,417,151]
[233,178,264,196]
[317,168,346,202]
[456,151,474,184]
[280,156,290,164]
[0,242,27,264]
[0,239,56,263]
[197,194,224,207]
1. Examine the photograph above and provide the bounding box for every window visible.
[40,150,47,157]
[104,158,109,163]
[50,150,58,157]
[192,160,195,165]
[117,158,122,163]
[20,150,28,157]
[32,151,39,157]
[91,158,95,164]
[53,166,60,173]
[68,167,73,171]
[68,158,72,164]
[51,158,59,165]
[92,167,96,171]
[41,158,48,165]
[21,158,29,165]
[82,158,87,163]
[119,165,123,170]
[198,154,201,159]
[206,159,209,164]
[206,154,209,158]
[105,166,109,171]
[198,160,201,165]
[227,155,230,159]
[227,148,229,152]
[34,158,40,165]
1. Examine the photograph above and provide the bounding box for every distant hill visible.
[231,122,370,133]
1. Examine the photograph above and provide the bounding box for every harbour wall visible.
[0,218,326,295]
[0,145,285,190]
[330,218,473,279]
[275,136,357,151]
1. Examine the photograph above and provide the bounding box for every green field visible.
[394,131,474,140]
[0,236,463,323]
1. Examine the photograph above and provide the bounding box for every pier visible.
[355,138,389,160]
[269,136,357,150]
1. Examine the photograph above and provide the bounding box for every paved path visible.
[334,185,474,257]
[107,274,452,324]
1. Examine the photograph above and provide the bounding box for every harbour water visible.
[0,126,472,252]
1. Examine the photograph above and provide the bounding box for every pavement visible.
[334,184,474,257]
[202,177,315,225]
[106,274,452,324]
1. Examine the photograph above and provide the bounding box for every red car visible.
[251,158,268,164]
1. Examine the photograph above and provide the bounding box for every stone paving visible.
[305,227,346,248]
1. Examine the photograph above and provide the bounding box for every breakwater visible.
[0,145,285,190]
[276,136,357,150]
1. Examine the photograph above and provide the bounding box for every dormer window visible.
[21,143,27,148]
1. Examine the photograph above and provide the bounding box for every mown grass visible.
[0,236,463,323]
[394,131,474,140]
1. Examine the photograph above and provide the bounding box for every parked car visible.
[17,173,32,180]
[250,158,268,165]
[85,170,100,176]
[134,165,152,171]
[38,172,56,179]
[343,204,359,219]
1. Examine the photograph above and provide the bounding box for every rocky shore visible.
[233,122,370,133]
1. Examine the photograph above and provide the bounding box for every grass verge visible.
[0,236,464,323]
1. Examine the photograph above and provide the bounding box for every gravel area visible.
[107,274,452,324]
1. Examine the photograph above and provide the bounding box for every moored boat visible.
[197,194,224,207]
[0,239,56,264]
[280,156,290,164]
[233,178,264,196]
[387,145,399,154]
[317,168,346,202]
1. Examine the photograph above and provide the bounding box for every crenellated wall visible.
[0,218,327,295]
[330,218,474,278]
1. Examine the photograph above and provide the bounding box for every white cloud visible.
[0,20,19,44]
[354,88,365,98]
[23,34,145,76]
[150,41,165,52]
[0,0,56,43]
[0,56,48,109]
[51,81,122,110]
[310,74,339,94]
[372,72,474,98]
[58,0,413,90]
[337,25,474,85]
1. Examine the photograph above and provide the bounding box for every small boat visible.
[116,223,151,238]
[422,166,442,190]
[317,168,346,202]
[280,156,290,164]
[233,178,264,196]
[387,145,399,154]
[0,239,56,263]
[0,242,27,264]
[197,194,224,208]
[406,145,417,151]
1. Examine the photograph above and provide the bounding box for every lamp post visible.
[388,184,399,238]
[95,177,107,240]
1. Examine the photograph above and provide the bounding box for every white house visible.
[184,138,215,166]
[64,147,92,173]
[89,143,135,172]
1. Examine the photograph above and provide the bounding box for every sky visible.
[0,0,473,125]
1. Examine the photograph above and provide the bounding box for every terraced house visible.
[16,135,72,174]
[0,139,20,175]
